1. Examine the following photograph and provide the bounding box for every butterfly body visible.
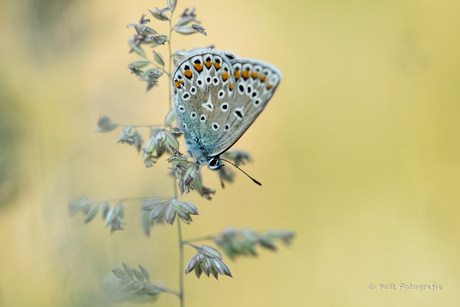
[172,49,281,170]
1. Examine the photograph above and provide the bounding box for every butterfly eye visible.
[208,157,220,170]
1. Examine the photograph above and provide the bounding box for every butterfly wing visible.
[207,58,282,157]
[172,49,236,155]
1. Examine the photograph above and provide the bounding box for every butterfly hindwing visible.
[208,58,282,157]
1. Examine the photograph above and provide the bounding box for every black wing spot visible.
[252,92,257,98]
[194,59,201,64]
[197,80,202,85]
[235,110,243,119]
[239,84,244,92]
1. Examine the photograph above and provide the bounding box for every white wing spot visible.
[221,102,229,112]
[201,96,214,111]
[246,85,253,96]
[238,83,245,94]
[182,92,190,101]
[178,105,185,113]
[234,107,244,120]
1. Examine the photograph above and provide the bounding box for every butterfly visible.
[172,49,281,183]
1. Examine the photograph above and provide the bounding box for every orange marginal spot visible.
[175,81,181,88]
[266,83,273,90]
[251,72,259,79]
[234,70,240,80]
[229,82,234,91]
[205,61,212,68]
[194,64,203,72]
[242,70,250,80]
[260,75,266,82]
[214,62,221,70]
[184,69,192,78]
[174,88,177,93]
[222,72,229,81]
[179,80,184,85]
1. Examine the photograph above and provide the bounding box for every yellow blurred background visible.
[1,0,460,306]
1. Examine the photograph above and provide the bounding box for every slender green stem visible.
[157,286,181,297]
[167,10,184,307]
[177,214,184,307]
[174,178,185,307]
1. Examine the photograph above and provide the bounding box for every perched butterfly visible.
[172,49,281,184]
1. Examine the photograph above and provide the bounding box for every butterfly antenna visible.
[220,159,262,186]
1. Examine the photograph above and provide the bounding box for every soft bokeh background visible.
[1,0,459,306]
